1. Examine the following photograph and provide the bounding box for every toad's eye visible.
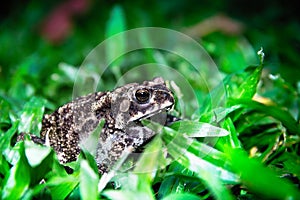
[135,89,151,104]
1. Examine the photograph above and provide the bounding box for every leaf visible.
[199,105,242,123]
[158,175,180,199]
[0,120,18,153]
[170,120,229,137]
[199,79,227,114]
[240,65,263,99]
[157,162,199,199]
[134,136,164,174]
[221,118,241,148]
[105,5,126,79]
[46,156,69,178]
[23,140,55,188]
[165,138,235,200]
[281,153,300,179]
[105,5,126,38]
[46,173,79,200]
[1,142,31,200]
[162,193,201,200]
[21,183,50,200]
[160,125,232,175]
[0,154,10,179]
[162,127,238,199]
[79,149,99,176]
[0,96,11,126]
[233,99,300,135]
[227,148,300,199]
[225,65,263,100]
[18,96,46,136]
[80,119,104,158]
[45,63,78,100]
[8,57,37,100]
[80,160,99,200]
[132,138,164,198]
[24,140,52,167]
[103,190,154,200]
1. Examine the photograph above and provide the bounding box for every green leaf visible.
[170,120,229,137]
[203,33,258,73]
[171,149,235,199]
[23,140,55,187]
[162,193,201,200]
[105,5,126,79]
[18,96,46,136]
[199,105,242,123]
[24,140,52,167]
[281,153,300,179]
[199,79,227,114]
[78,149,99,176]
[105,5,126,38]
[102,138,161,199]
[132,138,163,198]
[80,160,99,200]
[158,162,199,199]
[0,154,10,179]
[227,148,300,199]
[162,127,237,199]
[158,175,181,198]
[80,119,104,158]
[46,156,69,178]
[0,96,11,126]
[21,183,51,200]
[221,118,241,148]
[103,190,154,200]
[233,99,300,135]
[134,136,165,174]
[1,142,31,200]
[46,173,79,200]
[225,65,263,100]
[0,120,18,153]
[8,57,37,101]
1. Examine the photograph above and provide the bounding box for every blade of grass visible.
[105,5,126,81]
[46,172,79,200]
[18,96,46,136]
[1,142,31,199]
[162,193,201,200]
[162,127,237,199]
[226,147,300,199]
[233,99,300,135]
[80,160,99,200]
[170,120,229,137]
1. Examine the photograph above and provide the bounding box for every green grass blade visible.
[46,173,79,199]
[162,193,201,200]
[80,160,99,200]
[18,97,46,136]
[105,5,126,80]
[170,120,229,137]
[233,99,300,135]
[1,142,31,199]
[163,127,236,199]
[227,147,300,199]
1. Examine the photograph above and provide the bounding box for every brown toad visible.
[40,77,174,174]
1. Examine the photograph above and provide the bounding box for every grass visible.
[1,2,300,200]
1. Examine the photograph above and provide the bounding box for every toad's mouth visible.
[133,108,174,128]
[135,105,173,124]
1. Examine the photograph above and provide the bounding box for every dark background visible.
[1,0,300,85]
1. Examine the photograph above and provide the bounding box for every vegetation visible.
[1,1,299,199]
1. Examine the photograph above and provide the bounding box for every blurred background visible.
[1,0,299,103]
